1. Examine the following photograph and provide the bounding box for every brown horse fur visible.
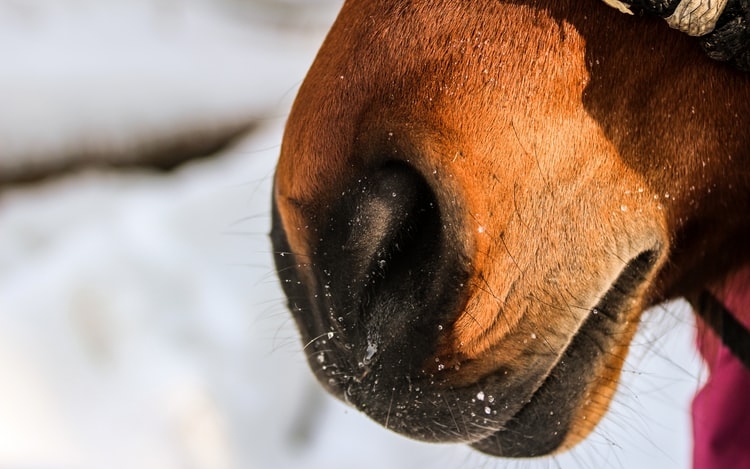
[271,0,750,458]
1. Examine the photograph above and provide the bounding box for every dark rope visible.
[694,289,750,371]
[701,0,750,70]
[627,0,682,17]
[621,0,750,71]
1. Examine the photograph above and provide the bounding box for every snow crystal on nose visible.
[363,341,378,365]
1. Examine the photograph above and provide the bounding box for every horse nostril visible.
[271,157,470,389]
[314,161,463,371]
[334,163,442,297]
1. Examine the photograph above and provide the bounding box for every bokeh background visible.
[0,1,706,468]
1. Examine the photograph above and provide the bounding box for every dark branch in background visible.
[0,121,256,187]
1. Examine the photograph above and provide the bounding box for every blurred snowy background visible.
[0,1,706,468]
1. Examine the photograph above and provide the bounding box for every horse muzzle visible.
[270,0,673,457]
[271,150,664,455]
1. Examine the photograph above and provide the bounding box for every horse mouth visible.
[470,248,661,457]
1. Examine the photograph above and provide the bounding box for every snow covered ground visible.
[0,2,705,468]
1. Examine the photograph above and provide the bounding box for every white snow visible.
[0,2,704,468]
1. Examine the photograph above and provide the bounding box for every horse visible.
[270,0,750,459]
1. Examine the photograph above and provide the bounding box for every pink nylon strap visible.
[692,267,750,469]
